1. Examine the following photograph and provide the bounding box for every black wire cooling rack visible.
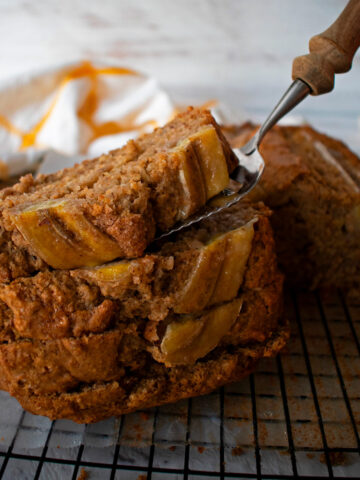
[0,288,359,480]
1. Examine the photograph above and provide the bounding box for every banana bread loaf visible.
[224,123,360,293]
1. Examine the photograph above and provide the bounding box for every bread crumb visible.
[77,468,88,480]
[320,451,347,466]
[140,412,150,421]
[231,446,244,456]
[280,450,289,456]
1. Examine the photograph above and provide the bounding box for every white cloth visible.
[0,60,175,178]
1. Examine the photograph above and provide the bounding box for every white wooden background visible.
[0,0,359,149]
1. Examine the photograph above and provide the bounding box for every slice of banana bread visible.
[0,288,283,397]
[224,123,360,293]
[0,202,278,339]
[8,322,288,424]
[0,108,237,280]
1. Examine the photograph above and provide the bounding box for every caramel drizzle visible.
[0,61,157,152]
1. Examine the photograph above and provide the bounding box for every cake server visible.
[157,0,360,240]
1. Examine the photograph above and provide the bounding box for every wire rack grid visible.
[0,288,359,480]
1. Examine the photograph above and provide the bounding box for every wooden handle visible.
[292,0,360,95]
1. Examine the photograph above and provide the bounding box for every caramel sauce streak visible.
[0,61,144,152]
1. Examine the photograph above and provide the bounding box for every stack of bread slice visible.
[0,108,288,423]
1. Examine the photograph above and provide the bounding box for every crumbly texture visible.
[0,202,276,339]
[0,325,146,395]
[0,200,286,422]
[0,108,237,282]
[224,123,360,292]
[2,319,288,424]
[0,275,283,397]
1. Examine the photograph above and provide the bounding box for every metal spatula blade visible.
[156,79,309,241]
[156,143,264,240]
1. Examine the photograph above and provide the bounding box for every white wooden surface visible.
[0,0,359,148]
